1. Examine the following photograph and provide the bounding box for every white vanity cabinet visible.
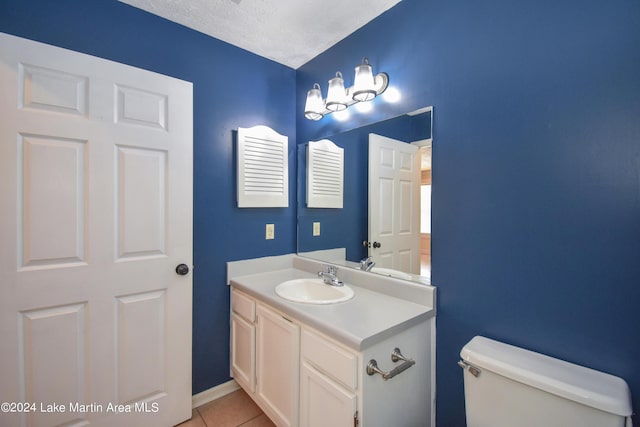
[230,284,433,427]
[230,288,256,393]
[255,303,300,427]
[300,329,358,427]
[231,288,300,427]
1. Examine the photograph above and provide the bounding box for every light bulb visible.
[325,72,348,112]
[304,83,324,120]
[353,58,376,102]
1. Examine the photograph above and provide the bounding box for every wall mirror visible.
[297,106,433,285]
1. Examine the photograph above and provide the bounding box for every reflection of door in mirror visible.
[368,134,421,275]
[420,144,432,281]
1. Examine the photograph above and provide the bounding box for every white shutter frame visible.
[237,125,289,207]
[307,139,344,208]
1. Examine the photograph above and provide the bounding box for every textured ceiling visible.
[119,0,401,69]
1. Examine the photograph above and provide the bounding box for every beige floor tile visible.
[198,389,263,427]
[175,408,207,427]
[240,413,276,427]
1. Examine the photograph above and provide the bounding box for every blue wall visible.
[3,0,640,425]
[0,0,296,394]
[298,0,640,425]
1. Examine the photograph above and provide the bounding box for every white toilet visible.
[459,336,634,427]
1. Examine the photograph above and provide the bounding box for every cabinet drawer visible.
[301,329,357,390]
[231,288,255,322]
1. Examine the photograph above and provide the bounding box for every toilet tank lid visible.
[460,336,632,416]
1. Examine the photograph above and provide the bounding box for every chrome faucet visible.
[317,264,344,287]
[360,256,376,271]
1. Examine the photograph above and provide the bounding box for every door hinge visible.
[354,410,359,427]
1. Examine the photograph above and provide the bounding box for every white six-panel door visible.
[0,33,193,427]
[368,133,421,274]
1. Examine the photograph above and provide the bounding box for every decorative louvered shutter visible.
[307,139,344,208]
[237,125,289,207]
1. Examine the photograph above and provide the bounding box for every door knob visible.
[175,264,190,276]
[373,242,381,248]
[363,240,371,248]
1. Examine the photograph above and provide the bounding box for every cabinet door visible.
[256,304,300,427]
[231,312,255,393]
[300,362,357,427]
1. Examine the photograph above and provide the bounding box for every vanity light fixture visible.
[304,57,389,121]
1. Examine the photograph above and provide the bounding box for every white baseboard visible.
[192,379,240,408]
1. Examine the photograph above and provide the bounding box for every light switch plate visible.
[266,224,275,240]
[313,222,320,236]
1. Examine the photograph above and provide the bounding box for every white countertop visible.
[229,264,435,351]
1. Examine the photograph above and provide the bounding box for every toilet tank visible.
[460,336,633,427]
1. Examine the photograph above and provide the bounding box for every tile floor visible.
[176,389,275,427]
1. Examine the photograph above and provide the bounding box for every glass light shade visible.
[352,58,377,102]
[304,83,324,121]
[325,72,348,112]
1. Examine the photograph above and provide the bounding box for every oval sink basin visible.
[275,278,354,304]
